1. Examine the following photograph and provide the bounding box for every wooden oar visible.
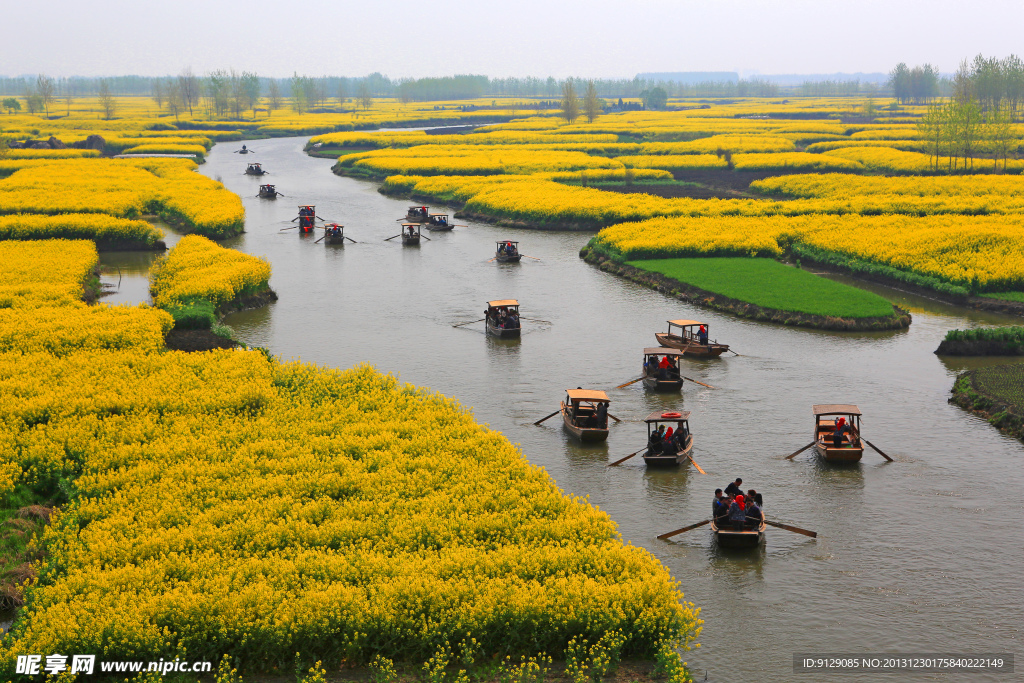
[314,235,325,244]
[682,376,716,389]
[533,410,560,425]
[420,234,432,241]
[764,519,817,538]
[521,255,541,260]
[687,454,706,474]
[607,413,621,423]
[279,227,299,232]
[520,317,551,323]
[452,318,484,328]
[728,349,741,356]
[384,234,402,241]
[345,236,357,243]
[608,448,644,467]
[486,258,497,262]
[657,519,710,540]
[616,377,644,389]
[863,438,894,462]
[785,442,815,459]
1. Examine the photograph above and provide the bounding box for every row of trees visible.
[917,93,1016,172]
[558,79,603,124]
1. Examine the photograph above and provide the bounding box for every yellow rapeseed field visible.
[151,235,272,307]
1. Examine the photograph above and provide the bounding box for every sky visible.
[2,0,1022,79]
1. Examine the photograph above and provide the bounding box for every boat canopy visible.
[566,389,609,402]
[487,299,519,308]
[668,319,704,327]
[643,410,690,423]
[429,213,448,218]
[402,223,419,228]
[643,347,687,356]
[497,240,518,245]
[813,404,862,416]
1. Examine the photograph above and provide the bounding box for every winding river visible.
[102,136,1022,682]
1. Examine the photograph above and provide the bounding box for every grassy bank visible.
[950,365,1024,441]
[936,327,1024,355]
[580,248,908,331]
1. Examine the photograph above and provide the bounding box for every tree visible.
[166,81,184,121]
[267,80,282,116]
[62,79,73,117]
[2,97,21,115]
[207,70,230,117]
[583,80,601,123]
[178,67,200,117]
[98,79,117,120]
[152,79,165,110]
[560,78,579,124]
[36,75,55,117]
[357,81,373,110]
[24,87,42,115]
[888,62,911,104]
[640,86,667,110]
[241,72,261,118]
[985,105,1014,171]
[336,81,346,107]
[917,103,944,172]
[291,73,309,113]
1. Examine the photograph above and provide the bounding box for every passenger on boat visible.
[595,402,608,428]
[744,497,762,529]
[746,488,763,508]
[667,355,679,377]
[713,488,725,516]
[675,422,689,449]
[505,311,519,329]
[728,494,746,531]
[698,324,708,345]
[725,478,743,498]
[658,354,671,379]
[648,429,662,454]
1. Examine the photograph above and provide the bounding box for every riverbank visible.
[580,247,910,331]
[936,327,1024,355]
[950,365,1024,441]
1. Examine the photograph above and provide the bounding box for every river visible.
[108,136,1022,682]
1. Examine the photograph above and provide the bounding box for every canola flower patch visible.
[0,359,699,668]
[0,213,163,247]
[151,235,272,308]
[0,240,98,308]
[337,147,623,177]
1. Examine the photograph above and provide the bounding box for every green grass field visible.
[971,363,1024,410]
[982,291,1024,303]
[626,257,896,318]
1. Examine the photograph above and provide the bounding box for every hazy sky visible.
[3,0,1022,78]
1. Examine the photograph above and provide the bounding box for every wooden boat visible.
[485,299,520,338]
[424,213,454,231]
[400,222,421,245]
[245,162,267,176]
[323,223,346,245]
[641,347,685,392]
[812,404,865,462]
[297,205,317,233]
[406,205,429,222]
[495,240,522,263]
[655,320,730,357]
[257,184,280,199]
[561,389,610,442]
[236,144,252,154]
[710,515,766,549]
[641,411,694,467]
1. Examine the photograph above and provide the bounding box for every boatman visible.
[698,324,709,345]
[725,477,743,498]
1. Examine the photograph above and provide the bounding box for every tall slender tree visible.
[583,80,601,123]
[560,78,579,124]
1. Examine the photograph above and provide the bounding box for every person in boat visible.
[662,426,675,453]
[725,478,743,498]
[832,417,849,447]
[713,489,726,516]
[658,354,671,380]
[508,242,517,256]
[505,310,519,329]
[728,494,746,531]
[594,401,608,428]
[675,422,689,449]
[746,488,763,508]
[715,496,732,527]
[648,427,663,454]
[667,354,679,377]
[698,324,709,345]
[744,495,762,529]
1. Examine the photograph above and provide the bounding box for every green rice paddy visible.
[626,257,896,319]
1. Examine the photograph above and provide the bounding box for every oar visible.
[683,376,716,389]
[520,317,551,323]
[314,235,326,244]
[863,438,894,462]
[521,255,542,260]
[616,377,644,389]
[384,234,403,241]
[534,410,560,425]
[607,413,622,423]
[687,454,706,474]
[345,236,357,243]
[785,442,815,460]
[764,519,817,538]
[728,349,740,356]
[608,449,644,467]
[486,258,497,262]
[279,227,299,232]
[452,318,485,328]
[420,234,431,241]
[657,519,710,540]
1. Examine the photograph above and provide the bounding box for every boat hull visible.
[324,235,345,245]
[655,333,728,357]
[814,439,864,462]
[711,518,766,549]
[258,192,277,199]
[401,236,420,246]
[424,224,454,232]
[486,321,520,338]
[642,435,693,466]
[561,403,609,442]
[641,372,683,392]
[495,255,522,263]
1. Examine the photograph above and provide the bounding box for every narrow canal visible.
[110,135,1021,681]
